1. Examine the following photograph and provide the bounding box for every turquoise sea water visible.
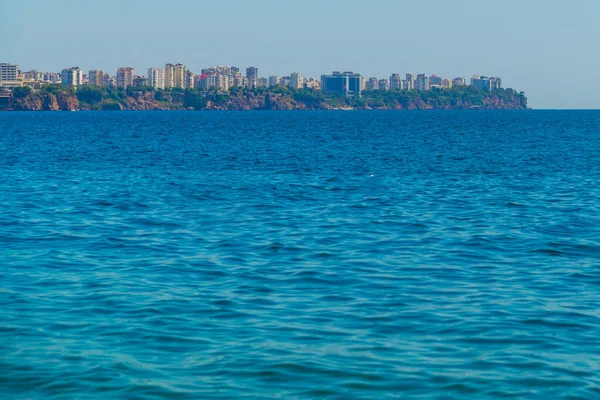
[1,110,599,399]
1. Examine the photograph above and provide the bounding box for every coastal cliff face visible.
[12,91,78,111]
[7,85,528,111]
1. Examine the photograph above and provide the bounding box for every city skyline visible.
[1,61,504,95]
[4,0,600,108]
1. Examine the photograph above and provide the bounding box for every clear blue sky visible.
[2,0,600,109]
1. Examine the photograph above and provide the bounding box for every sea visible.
[1,110,599,399]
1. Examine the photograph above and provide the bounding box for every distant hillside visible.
[6,84,528,111]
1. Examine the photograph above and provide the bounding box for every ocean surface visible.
[1,110,599,399]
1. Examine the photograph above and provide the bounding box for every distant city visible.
[0,62,503,96]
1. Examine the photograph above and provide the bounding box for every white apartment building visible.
[61,67,83,86]
[147,68,165,89]
[289,72,304,89]
[216,75,230,91]
[0,63,22,87]
[165,64,175,88]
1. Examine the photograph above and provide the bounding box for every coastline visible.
[2,85,528,112]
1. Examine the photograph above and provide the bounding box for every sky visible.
[2,0,600,109]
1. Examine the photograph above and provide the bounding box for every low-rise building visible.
[133,75,147,86]
[23,70,43,81]
[304,77,321,90]
[43,72,61,83]
[429,75,442,87]
[452,77,466,86]
[471,75,502,91]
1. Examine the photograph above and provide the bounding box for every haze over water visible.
[1,111,599,399]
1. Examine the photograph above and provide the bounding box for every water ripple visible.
[1,111,600,399]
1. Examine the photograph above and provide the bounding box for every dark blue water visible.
[1,111,599,399]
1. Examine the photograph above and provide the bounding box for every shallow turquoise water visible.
[1,110,599,399]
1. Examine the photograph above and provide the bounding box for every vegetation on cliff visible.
[8,84,528,111]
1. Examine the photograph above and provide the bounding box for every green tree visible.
[12,86,32,99]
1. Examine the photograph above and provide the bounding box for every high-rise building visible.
[416,74,430,92]
[366,77,378,91]
[89,70,105,86]
[268,76,280,87]
[185,70,195,89]
[0,63,22,88]
[216,74,230,91]
[147,68,165,89]
[320,71,363,96]
[165,64,175,88]
[116,67,134,88]
[406,73,415,90]
[378,79,390,91]
[390,73,402,90]
[0,63,19,83]
[61,67,83,86]
[289,72,304,89]
[173,64,186,88]
[246,66,258,87]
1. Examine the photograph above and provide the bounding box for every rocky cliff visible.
[6,85,528,111]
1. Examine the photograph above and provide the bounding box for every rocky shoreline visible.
[3,85,528,111]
